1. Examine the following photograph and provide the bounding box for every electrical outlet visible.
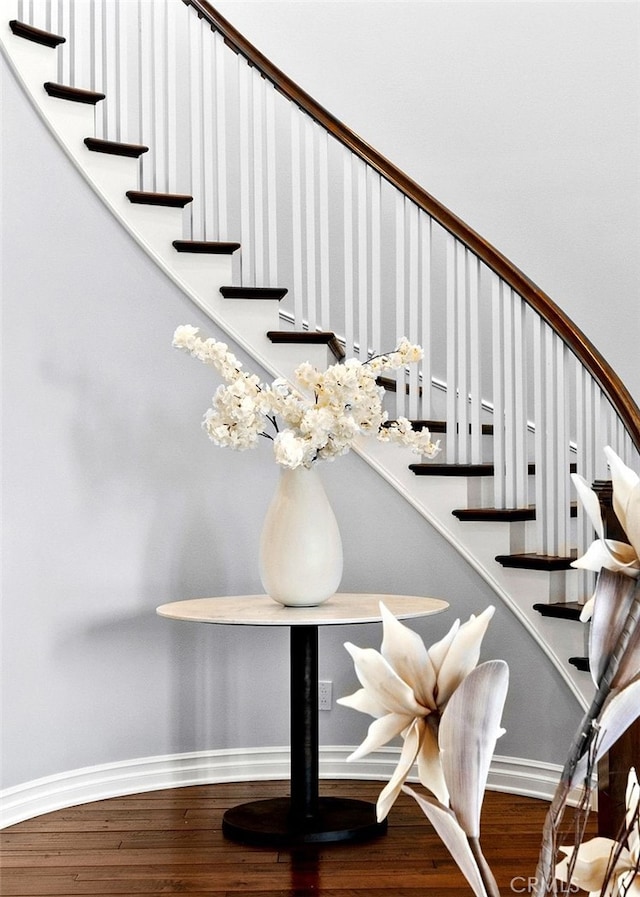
[318,680,332,711]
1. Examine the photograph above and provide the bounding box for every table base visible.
[222,796,387,846]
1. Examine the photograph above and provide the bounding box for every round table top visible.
[156,593,448,627]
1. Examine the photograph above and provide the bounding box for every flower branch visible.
[173,325,441,469]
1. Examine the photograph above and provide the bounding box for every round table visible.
[156,592,448,846]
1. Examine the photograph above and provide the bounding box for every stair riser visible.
[170,255,236,306]
[82,152,140,204]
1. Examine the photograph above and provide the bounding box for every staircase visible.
[3,1,639,714]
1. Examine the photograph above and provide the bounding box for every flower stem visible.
[468,836,501,897]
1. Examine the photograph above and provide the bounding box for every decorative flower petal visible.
[605,446,640,537]
[337,687,388,719]
[376,717,423,822]
[572,539,640,576]
[439,660,509,838]
[589,568,639,688]
[347,712,413,762]
[343,642,426,717]
[622,481,640,562]
[403,785,489,897]
[592,678,640,768]
[580,594,596,623]
[435,607,495,707]
[380,602,437,711]
[556,839,628,892]
[417,716,449,806]
[571,473,606,540]
[427,619,461,674]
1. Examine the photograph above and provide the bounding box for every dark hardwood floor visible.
[1,780,594,896]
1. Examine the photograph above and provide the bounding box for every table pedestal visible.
[222,625,386,845]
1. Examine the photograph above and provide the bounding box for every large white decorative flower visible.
[556,768,639,897]
[173,326,441,468]
[571,447,640,620]
[338,603,495,819]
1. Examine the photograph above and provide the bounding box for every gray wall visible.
[215,0,640,405]
[1,18,600,793]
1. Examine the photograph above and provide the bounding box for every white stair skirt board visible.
[0,747,577,829]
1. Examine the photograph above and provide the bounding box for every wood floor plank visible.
[0,781,595,897]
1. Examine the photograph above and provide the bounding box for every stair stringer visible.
[1,23,592,714]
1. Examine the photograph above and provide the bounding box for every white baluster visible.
[214,32,228,240]
[543,326,559,552]
[318,131,330,330]
[305,116,317,330]
[555,340,570,555]
[187,12,204,237]
[468,255,481,463]
[370,169,381,358]
[419,211,432,421]
[395,195,406,418]
[238,57,252,283]
[252,67,265,284]
[355,157,367,360]
[138,0,156,191]
[291,105,304,327]
[407,202,419,418]
[502,287,516,507]
[200,16,215,239]
[445,234,457,464]
[456,240,468,464]
[344,151,355,358]
[533,314,545,551]
[266,80,278,285]
[491,274,505,506]
[513,296,528,507]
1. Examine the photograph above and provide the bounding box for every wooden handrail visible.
[183,0,640,450]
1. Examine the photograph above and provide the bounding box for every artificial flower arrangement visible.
[338,446,640,897]
[172,325,441,467]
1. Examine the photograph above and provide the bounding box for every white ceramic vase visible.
[259,465,343,607]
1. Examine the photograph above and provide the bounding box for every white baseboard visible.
[1,747,564,829]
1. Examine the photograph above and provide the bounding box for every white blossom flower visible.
[556,768,639,897]
[379,417,441,458]
[173,326,441,469]
[338,604,495,820]
[571,447,640,620]
[273,429,308,469]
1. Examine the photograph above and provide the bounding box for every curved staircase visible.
[3,2,640,718]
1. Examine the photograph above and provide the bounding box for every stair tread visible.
[376,375,423,398]
[410,463,496,477]
[453,503,578,522]
[569,656,590,672]
[385,419,493,435]
[84,137,148,158]
[10,19,65,47]
[267,330,345,361]
[126,190,193,208]
[411,461,577,476]
[495,553,576,571]
[174,241,241,254]
[44,82,105,104]
[533,601,585,621]
[221,286,287,300]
